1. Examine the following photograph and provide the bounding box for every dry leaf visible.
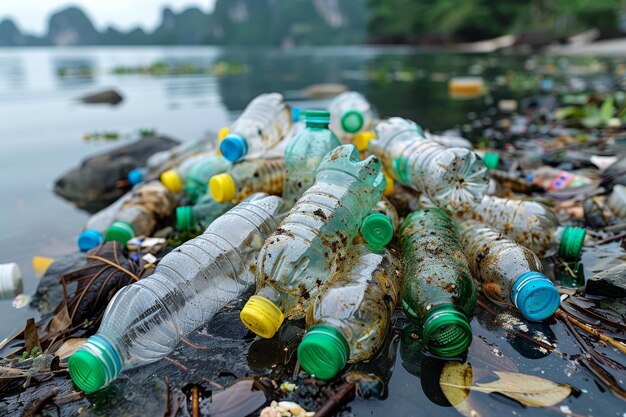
[49,302,72,334]
[24,318,41,354]
[440,362,481,417]
[55,338,87,360]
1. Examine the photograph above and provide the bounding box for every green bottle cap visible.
[176,206,195,231]
[304,110,330,128]
[361,213,394,248]
[68,335,121,393]
[297,325,350,380]
[559,226,586,261]
[340,109,364,133]
[104,221,136,244]
[422,305,472,357]
[482,152,500,170]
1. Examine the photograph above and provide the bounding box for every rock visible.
[79,89,123,105]
[586,263,626,297]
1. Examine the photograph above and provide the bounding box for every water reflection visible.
[0,56,26,91]
[52,57,96,88]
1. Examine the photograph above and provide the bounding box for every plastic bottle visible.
[360,197,399,249]
[210,158,285,204]
[0,263,22,299]
[458,220,560,321]
[425,131,472,149]
[328,91,374,142]
[240,145,386,338]
[399,208,476,357]
[298,244,402,380]
[283,110,341,208]
[182,156,232,203]
[104,182,176,245]
[68,194,285,393]
[468,195,586,260]
[608,184,626,219]
[528,166,592,192]
[78,192,133,252]
[176,194,234,231]
[219,93,292,162]
[369,117,489,212]
[160,154,230,196]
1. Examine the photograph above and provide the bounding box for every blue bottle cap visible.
[220,134,248,162]
[77,229,104,252]
[292,106,302,122]
[511,271,560,322]
[127,168,144,186]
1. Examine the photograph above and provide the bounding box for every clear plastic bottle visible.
[183,156,232,204]
[298,244,402,380]
[210,158,285,204]
[328,91,374,142]
[104,181,176,245]
[458,220,560,321]
[77,192,133,252]
[399,208,476,357]
[240,145,386,339]
[468,195,586,260]
[425,131,472,149]
[283,110,341,208]
[160,153,230,195]
[608,184,626,218]
[176,194,234,231]
[68,194,285,393]
[360,197,399,249]
[219,93,292,162]
[369,117,489,212]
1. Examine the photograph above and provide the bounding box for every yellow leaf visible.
[55,338,87,360]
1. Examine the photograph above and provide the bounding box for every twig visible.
[163,356,188,372]
[85,255,141,281]
[315,382,355,417]
[21,387,59,417]
[191,385,200,417]
[593,231,626,245]
[181,338,209,350]
[53,391,84,405]
[556,310,626,354]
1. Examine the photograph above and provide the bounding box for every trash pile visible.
[1,89,625,417]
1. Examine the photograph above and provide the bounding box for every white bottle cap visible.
[0,263,22,298]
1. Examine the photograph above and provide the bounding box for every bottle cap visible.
[482,153,500,170]
[292,106,302,123]
[217,127,230,142]
[382,171,395,196]
[220,134,248,162]
[559,226,586,262]
[69,335,121,393]
[361,213,394,248]
[210,173,236,203]
[160,169,183,193]
[240,295,284,339]
[0,262,22,296]
[184,183,204,204]
[77,229,104,252]
[127,168,144,186]
[304,110,330,127]
[105,221,136,244]
[298,325,350,380]
[422,305,472,357]
[511,271,560,321]
[176,206,195,231]
[353,131,375,151]
[340,109,364,133]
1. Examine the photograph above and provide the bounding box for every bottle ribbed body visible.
[229,158,285,203]
[306,244,402,362]
[370,118,489,212]
[112,182,175,237]
[328,91,374,142]
[256,145,386,319]
[144,138,213,179]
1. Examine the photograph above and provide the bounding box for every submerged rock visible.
[79,89,123,105]
[586,263,626,297]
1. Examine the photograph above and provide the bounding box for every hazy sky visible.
[2,0,217,34]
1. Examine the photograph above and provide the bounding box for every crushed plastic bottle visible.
[104,182,176,245]
[459,220,560,321]
[328,91,374,142]
[210,158,285,203]
[468,195,586,260]
[370,117,489,212]
[298,244,402,380]
[360,197,399,249]
[176,194,234,231]
[160,154,230,196]
[78,191,133,252]
[283,110,341,207]
[528,166,593,192]
[68,193,285,393]
[399,208,476,357]
[219,93,292,162]
[240,145,386,339]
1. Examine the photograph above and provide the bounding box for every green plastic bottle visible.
[361,197,399,249]
[210,158,285,204]
[283,110,341,208]
[298,244,402,380]
[399,208,476,357]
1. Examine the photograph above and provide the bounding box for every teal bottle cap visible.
[68,335,122,393]
[304,109,330,127]
[220,134,248,162]
[78,229,103,252]
[559,226,586,261]
[482,152,500,170]
[340,109,364,133]
[422,305,472,357]
[511,271,560,321]
[361,212,394,248]
[176,206,195,231]
[104,221,135,244]
[297,324,350,380]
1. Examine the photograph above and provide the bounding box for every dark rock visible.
[54,135,179,212]
[586,263,626,297]
[30,252,86,314]
[79,89,123,105]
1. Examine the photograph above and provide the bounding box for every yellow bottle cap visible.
[210,173,236,202]
[160,169,183,193]
[353,131,375,152]
[240,295,284,339]
[32,256,54,277]
[217,127,230,141]
[383,170,394,196]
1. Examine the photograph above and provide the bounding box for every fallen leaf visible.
[55,338,87,360]
[440,362,481,417]
[49,302,72,334]
[24,318,41,354]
